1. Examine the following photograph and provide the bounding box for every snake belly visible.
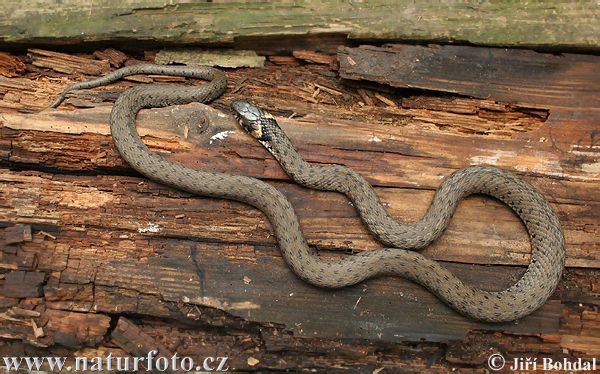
[51,65,565,322]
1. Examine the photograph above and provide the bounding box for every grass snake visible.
[51,64,565,322]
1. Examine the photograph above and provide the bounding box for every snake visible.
[51,64,565,322]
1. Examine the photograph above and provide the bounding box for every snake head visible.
[231,100,274,142]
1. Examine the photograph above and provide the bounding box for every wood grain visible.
[1,1,599,49]
[0,45,598,370]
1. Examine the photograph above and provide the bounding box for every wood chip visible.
[312,86,320,98]
[292,50,334,65]
[93,48,127,68]
[374,93,397,107]
[357,88,374,106]
[314,83,343,96]
[0,75,34,91]
[28,48,110,75]
[247,357,260,366]
[111,317,174,359]
[37,231,56,240]
[0,312,22,322]
[31,319,45,338]
[267,56,300,65]
[7,307,41,319]
[295,92,318,103]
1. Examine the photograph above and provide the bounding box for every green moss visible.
[1,1,599,48]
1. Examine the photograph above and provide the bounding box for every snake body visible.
[52,64,565,322]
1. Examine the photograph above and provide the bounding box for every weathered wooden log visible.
[1,104,598,269]
[1,1,599,50]
[0,44,599,370]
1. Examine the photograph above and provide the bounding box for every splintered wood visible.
[28,49,110,76]
[0,52,25,77]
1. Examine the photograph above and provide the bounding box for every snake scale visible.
[51,64,565,322]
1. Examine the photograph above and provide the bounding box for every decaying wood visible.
[1,1,600,50]
[339,44,600,121]
[0,52,25,78]
[292,50,335,66]
[267,56,301,66]
[2,271,44,298]
[0,44,599,371]
[2,224,31,245]
[93,48,128,68]
[111,318,174,361]
[1,106,598,270]
[28,49,110,76]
